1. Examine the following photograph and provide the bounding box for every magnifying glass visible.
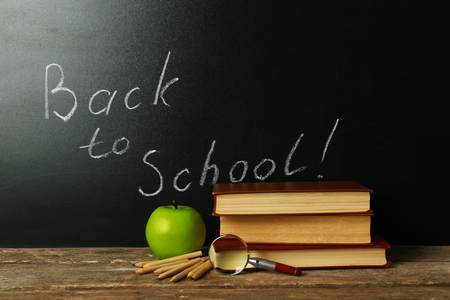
[208,234,301,276]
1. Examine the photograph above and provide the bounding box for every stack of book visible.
[212,181,391,269]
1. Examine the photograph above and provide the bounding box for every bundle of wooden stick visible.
[133,250,212,282]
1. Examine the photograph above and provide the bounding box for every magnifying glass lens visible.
[209,235,249,275]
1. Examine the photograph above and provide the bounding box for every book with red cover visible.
[212,181,373,215]
[211,232,391,270]
[213,181,373,194]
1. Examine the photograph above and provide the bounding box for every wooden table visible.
[1,246,449,299]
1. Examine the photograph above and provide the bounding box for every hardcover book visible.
[219,211,373,244]
[211,232,390,270]
[213,181,372,215]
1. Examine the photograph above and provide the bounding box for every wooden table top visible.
[1,246,449,299]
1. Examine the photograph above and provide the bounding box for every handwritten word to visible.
[44,51,177,122]
[79,127,130,159]
[138,134,307,197]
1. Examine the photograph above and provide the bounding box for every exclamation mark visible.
[317,118,342,179]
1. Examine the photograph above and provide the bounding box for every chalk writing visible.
[285,133,307,175]
[139,134,308,197]
[173,168,192,192]
[318,118,343,179]
[45,51,179,163]
[45,63,141,121]
[89,89,118,115]
[199,140,219,186]
[79,128,130,159]
[44,52,342,198]
[253,159,276,181]
[124,87,141,110]
[229,161,248,183]
[154,51,179,106]
[139,150,163,197]
[45,63,77,122]
[44,51,177,121]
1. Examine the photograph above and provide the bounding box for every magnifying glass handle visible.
[248,258,301,276]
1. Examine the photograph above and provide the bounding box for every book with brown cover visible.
[219,211,373,244]
[212,181,373,215]
[211,232,391,270]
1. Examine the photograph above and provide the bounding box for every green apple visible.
[145,202,207,259]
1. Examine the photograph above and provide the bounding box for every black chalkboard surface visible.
[1,1,448,247]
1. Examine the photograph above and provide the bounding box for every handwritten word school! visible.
[44,52,340,197]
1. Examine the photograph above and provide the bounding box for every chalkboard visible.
[1,1,448,247]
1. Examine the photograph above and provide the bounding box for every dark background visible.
[1,1,448,247]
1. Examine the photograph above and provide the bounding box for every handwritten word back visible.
[44,52,177,122]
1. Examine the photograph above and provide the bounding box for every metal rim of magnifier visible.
[209,234,250,275]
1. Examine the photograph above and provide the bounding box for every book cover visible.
[213,181,373,194]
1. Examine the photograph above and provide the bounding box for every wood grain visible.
[1,247,449,299]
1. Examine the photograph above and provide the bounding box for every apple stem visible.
[172,200,178,209]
